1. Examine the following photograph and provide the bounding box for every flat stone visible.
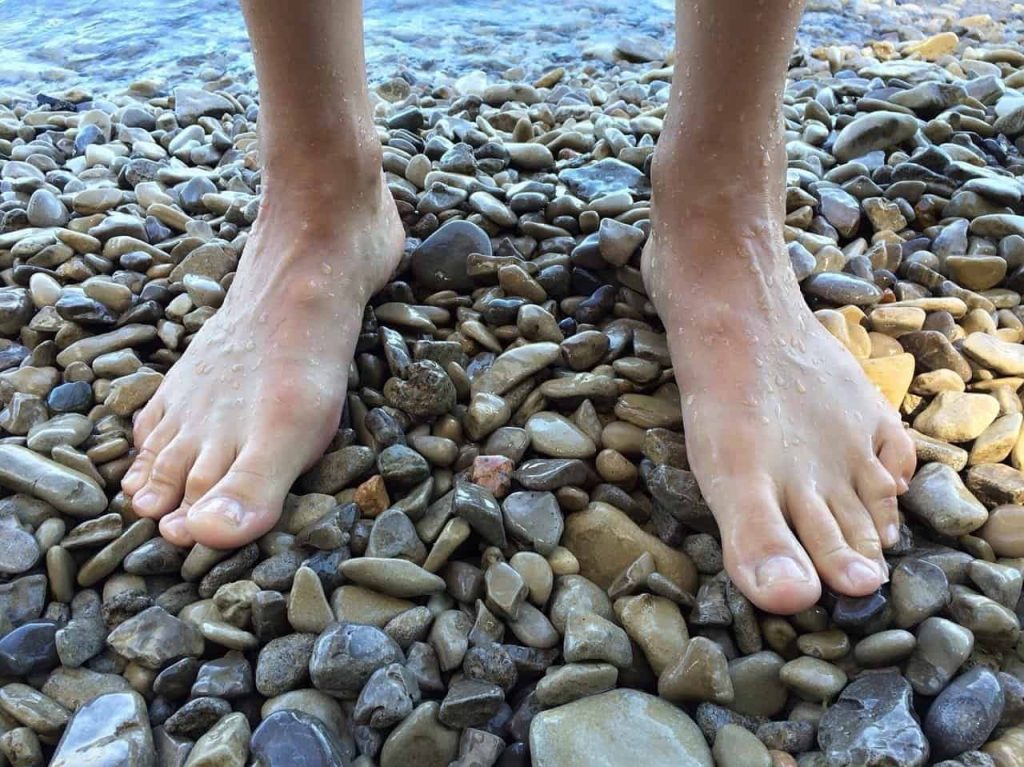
[818,672,928,767]
[340,558,446,598]
[963,331,1024,376]
[526,412,597,458]
[530,689,712,767]
[471,342,560,397]
[559,158,651,202]
[803,273,883,306]
[833,111,920,161]
[0,445,106,517]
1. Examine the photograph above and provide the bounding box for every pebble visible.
[905,617,974,696]
[183,711,250,767]
[818,672,928,767]
[530,689,712,767]
[713,723,772,767]
[51,691,154,767]
[924,667,1005,760]
[0,445,107,517]
[251,710,351,767]
[309,623,404,699]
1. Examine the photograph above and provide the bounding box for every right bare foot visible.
[121,162,404,548]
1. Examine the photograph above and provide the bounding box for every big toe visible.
[184,450,292,548]
[715,483,821,614]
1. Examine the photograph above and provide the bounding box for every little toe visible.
[789,490,884,597]
[714,482,820,614]
[131,438,196,519]
[159,507,195,547]
[876,421,916,493]
[122,420,177,496]
[856,457,901,548]
[121,448,156,496]
[185,449,293,548]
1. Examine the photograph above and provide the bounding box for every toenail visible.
[133,491,156,510]
[847,560,879,587]
[884,523,900,546]
[755,556,809,588]
[163,516,187,537]
[188,498,244,526]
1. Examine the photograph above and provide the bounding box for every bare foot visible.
[642,199,916,615]
[121,167,404,548]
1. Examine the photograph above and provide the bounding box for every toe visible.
[160,507,195,547]
[121,447,156,496]
[184,447,293,548]
[855,457,901,548]
[132,399,164,448]
[131,437,196,519]
[876,421,915,493]
[714,480,820,615]
[122,420,177,496]
[789,489,884,598]
[183,445,236,506]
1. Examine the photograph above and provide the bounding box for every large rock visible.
[530,689,712,767]
[51,691,155,767]
[0,445,107,517]
[818,672,929,767]
[564,502,697,593]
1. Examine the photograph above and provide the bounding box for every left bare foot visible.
[642,193,915,614]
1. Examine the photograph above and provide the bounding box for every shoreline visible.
[2,9,1024,767]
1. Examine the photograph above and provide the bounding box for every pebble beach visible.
[5,1,1024,766]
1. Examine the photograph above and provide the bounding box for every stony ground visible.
[4,10,1024,767]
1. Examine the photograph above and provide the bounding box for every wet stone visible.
[924,667,1004,761]
[559,159,652,202]
[250,710,351,767]
[0,620,58,677]
[50,691,154,767]
[310,622,404,699]
[817,672,928,767]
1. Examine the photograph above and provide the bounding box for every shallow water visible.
[0,0,1019,96]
